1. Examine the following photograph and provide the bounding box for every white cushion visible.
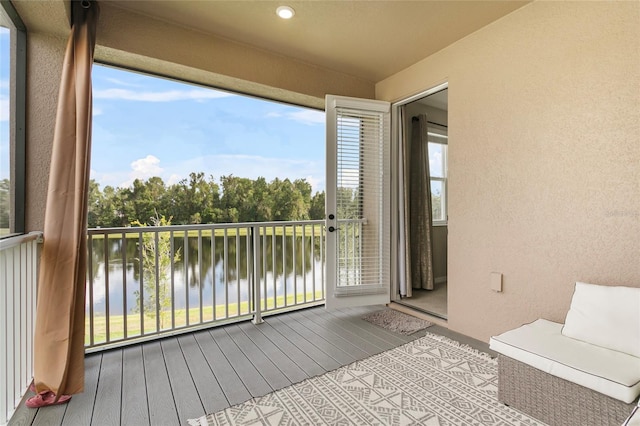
[627,405,640,426]
[562,281,640,358]
[490,319,640,404]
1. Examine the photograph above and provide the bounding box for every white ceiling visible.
[13,0,529,83]
[111,0,528,82]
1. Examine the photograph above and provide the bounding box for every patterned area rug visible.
[362,309,433,335]
[188,333,546,426]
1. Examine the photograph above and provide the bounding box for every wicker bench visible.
[490,282,640,426]
[497,353,636,425]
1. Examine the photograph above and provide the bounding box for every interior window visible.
[428,126,448,224]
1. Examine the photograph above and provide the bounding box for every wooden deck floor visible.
[9,305,492,426]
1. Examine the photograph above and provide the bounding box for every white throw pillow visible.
[562,282,640,358]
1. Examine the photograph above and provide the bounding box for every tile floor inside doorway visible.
[397,281,447,319]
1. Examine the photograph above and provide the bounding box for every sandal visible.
[26,391,71,408]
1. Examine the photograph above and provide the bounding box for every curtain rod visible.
[68,0,93,27]
[411,116,448,128]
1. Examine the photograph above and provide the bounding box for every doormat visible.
[361,309,433,335]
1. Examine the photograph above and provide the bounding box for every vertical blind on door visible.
[334,107,390,295]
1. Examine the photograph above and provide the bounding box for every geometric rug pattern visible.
[188,332,547,425]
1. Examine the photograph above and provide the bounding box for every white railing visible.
[0,232,42,426]
[85,220,327,351]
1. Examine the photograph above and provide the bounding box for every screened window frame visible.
[0,0,26,237]
[428,125,448,226]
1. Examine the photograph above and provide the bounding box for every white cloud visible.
[94,88,234,102]
[106,155,165,187]
[166,174,183,186]
[306,175,325,193]
[91,171,126,189]
[105,77,141,88]
[92,154,326,193]
[266,109,325,126]
[178,154,326,192]
[286,110,325,126]
[131,155,162,176]
[92,107,103,117]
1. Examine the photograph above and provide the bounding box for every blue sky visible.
[0,27,9,180]
[0,57,326,191]
[91,65,326,193]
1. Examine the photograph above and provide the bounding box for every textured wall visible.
[377,1,640,342]
[25,33,66,232]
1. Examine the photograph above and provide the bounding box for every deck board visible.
[296,309,388,355]
[244,320,325,378]
[177,334,228,414]
[60,354,101,426]
[16,305,454,426]
[236,322,308,384]
[30,397,68,426]
[92,349,123,426]
[161,338,205,421]
[278,313,357,364]
[142,341,180,426]
[225,325,291,390]
[209,327,272,397]
[192,329,250,406]
[288,310,371,358]
[322,307,414,348]
[266,316,342,370]
[121,346,150,426]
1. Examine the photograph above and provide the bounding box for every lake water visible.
[87,233,324,317]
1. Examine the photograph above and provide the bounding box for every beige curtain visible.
[33,1,99,396]
[407,114,434,291]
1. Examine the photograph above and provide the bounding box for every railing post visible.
[251,225,263,324]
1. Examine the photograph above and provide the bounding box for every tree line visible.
[0,179,9,229]
[88,172,326,228]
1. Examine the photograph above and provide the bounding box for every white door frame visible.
[325,95,391,310]
[389,81,448,304]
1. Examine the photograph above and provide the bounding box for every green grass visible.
[86,291,324,345]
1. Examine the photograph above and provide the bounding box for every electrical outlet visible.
[491,272,503,292]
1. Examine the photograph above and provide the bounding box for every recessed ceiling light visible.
[276,6,295,19]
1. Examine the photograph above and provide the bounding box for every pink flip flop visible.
[26,391,71,408]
